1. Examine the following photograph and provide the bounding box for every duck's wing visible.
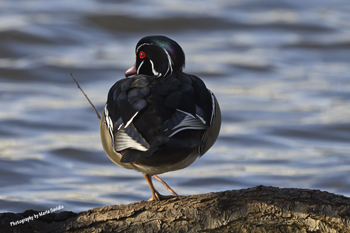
[103,73,219,163]
[159,72,215,137]
[104,76,151,154]
[158,72,220,156]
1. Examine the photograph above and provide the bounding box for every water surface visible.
[1,0,350,213]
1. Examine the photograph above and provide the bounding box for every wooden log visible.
[1,186,350,232]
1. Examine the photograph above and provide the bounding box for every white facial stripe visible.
[163,48,173,76]
[137,60,144,74]
[136,43,152,53]
[136,43,153,75]
[136,42,173,77]
[149,60,160,77]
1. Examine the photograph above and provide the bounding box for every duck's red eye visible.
[139,51,146,59]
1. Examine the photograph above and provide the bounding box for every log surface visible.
[1,186,350,233]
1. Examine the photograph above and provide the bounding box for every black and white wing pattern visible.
[158,73,213,136]
[103,72,216,163]
[104,76,151,154]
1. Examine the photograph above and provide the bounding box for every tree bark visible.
[1,186,350,233]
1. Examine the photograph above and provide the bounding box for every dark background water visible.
[1,0,350,213]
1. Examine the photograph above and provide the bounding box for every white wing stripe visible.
[125,111,139,128]
[196,114,206,124]
[176,108,195,118]
[104,106,114,140]
[168,114,207,137]
[208,89,216,125]
[114,129,148,152]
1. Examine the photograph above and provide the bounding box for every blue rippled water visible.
[1,0,350,213]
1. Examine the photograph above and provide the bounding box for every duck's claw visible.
[148,191,177,201]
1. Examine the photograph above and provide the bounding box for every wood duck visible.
[100,35,221,201]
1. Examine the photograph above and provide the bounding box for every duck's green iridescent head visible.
[125,35,185,77]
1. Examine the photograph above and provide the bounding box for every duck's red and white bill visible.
[125,62,137,77]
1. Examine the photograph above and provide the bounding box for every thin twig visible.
[70,73,101,120]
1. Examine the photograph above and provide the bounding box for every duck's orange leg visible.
[142,173,176,201]
[153,175,178,196]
